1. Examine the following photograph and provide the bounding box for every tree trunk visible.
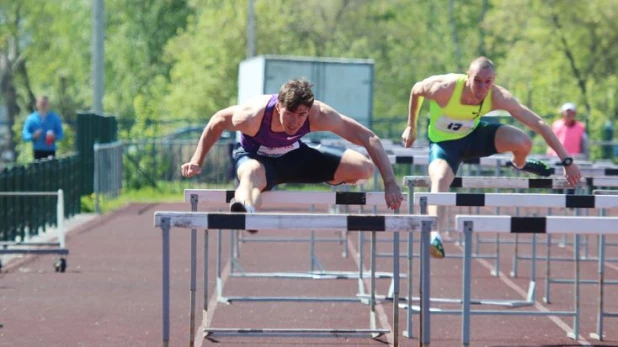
[551,13,591,121]
[478,0,489,56]
[449,0,463,71]
[15,58,36,113]
[0,52,22,161]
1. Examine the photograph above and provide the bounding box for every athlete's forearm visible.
[537,123,571,160]
[407,85,425,128]
[190,115,227,167]
[366,135,397,185]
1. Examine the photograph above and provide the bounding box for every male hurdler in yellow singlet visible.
[401,57,582,259]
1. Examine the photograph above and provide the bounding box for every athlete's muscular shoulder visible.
[490,84,521,112]
[232,95,272,136]
[309,100,348,132]
[312,100,346,121]
[412,73,459,104]
[312,100,335,118]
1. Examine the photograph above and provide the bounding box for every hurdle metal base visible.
[0,248,69,255]
[218,296,362,304]
[239,237,344,243]
[364,280,535,308]
[204,328,389,338]
[394,297,533,308]
[0,242,61,247]
[229,271,398,280]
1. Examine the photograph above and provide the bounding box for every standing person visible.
[546,102,589,159]
[401,56,582,258]
[21,96,64,160]
[181,79,404,225]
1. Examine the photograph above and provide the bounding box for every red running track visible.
[1,203,617,346]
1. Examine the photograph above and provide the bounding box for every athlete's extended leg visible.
[234,158,267,211]
[495,125,551,176]
[427,158,455,258]
[328,149,375,185]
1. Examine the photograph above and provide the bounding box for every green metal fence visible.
[76,112,118,195]
[0,155,81,242]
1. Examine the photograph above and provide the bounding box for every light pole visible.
[92,0,105,114]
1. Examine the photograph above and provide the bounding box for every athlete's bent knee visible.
[359,159,375,179]
[512,133,532,153]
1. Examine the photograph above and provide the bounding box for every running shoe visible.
[430,232,445,259]
[511,158,552,177]
[229,198,257,233]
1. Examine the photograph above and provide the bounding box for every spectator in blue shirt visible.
[22,96,64,160]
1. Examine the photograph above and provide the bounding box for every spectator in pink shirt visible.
[547,102,589,159]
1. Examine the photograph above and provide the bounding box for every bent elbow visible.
[411,83,423,97]
[208,113,227,132]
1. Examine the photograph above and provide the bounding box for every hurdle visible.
[185,188,349,276]
[416,191,618,306]
[404,176,618,275]
[365,155,503,249]
[404,176,576,270]
[0,190,68,273]
[184,189,407,282]
[154,211,435,347]
[456,215,618,345]
[183,189,411,346]
[538,185,618,305]
[521,177,618,279]
[380,175,567,341]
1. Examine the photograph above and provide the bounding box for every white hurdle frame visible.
[416,191,618,305]
[183,189,409,346]
[154,211,435,347]
[390,154,618,176]
[400,176,589,341]
[538,178,618,308]
[457,215,618,346]
[404,175,576,271]
[0,190,68,272]
[407,178,618,280]
[589,189,618,341]
[184,189,406,279]
[405,176,618,276]
[189,189,348,268]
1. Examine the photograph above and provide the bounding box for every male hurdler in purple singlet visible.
[181,79,404,232]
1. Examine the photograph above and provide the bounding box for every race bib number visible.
[257,141,300,158]
[435,115,475,134]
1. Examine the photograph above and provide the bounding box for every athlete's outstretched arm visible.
[494,86,581,185]
[181,104,258,178]
[312,103,403,209]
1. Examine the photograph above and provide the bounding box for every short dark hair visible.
[277,79,315,111]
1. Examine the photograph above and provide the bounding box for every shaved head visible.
[468,56,495,73]
[466,57,496,101]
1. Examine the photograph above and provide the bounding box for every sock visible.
[243,203,256,213]
[511,160,525,169]
[430,231,442,242]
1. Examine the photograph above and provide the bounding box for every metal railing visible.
[94,141,123,214]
